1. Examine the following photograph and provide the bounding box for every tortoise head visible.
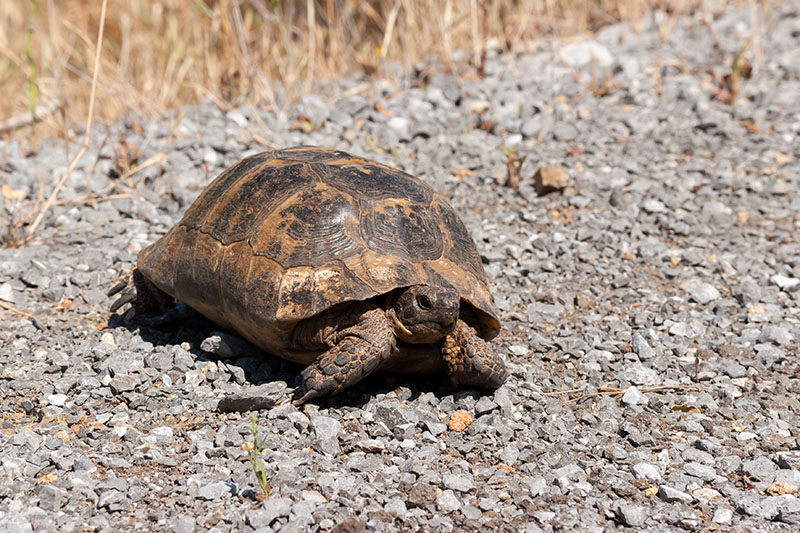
[387,285,460,344]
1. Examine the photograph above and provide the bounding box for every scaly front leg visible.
[294,308,397,404]
[441,320,508,389]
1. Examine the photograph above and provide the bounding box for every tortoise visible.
[110,146,507,402]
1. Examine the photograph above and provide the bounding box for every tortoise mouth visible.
[393,317,457,344]
[413,319,457,338]
[421,319,456,331]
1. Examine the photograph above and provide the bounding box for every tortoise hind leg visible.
[108,268,173,314]
[293,308,397,404]
[441,320,508,389]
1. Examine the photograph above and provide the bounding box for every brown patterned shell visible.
[138,146,500,355]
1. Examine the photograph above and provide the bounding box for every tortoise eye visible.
[417,295,433,310]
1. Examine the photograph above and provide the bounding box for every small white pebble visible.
[737,431,758,442]
[509,344,530,356]
[47,394,67,407]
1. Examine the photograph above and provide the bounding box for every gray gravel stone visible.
[0,282,16,303]
[622,386,648,406]
[37,485,67,511]
[759,325,793,346]
[642,199,666,214]
[777,496,800,525]
[621,365,659,386]
[170,515,197,533]
[249,497,292,526]
[310,416,342,457]
[147,425,175,446]
[725,361,747,378]
[684,462,718,481]
[743,456,778,483]
[771,274,799,291]
[109,374,139,394]
[216,383,287,412]
[777,453,800,471]
[616,504,649,527]
[631,332,656,360]
[197,481,232,500]
[201,331,254,358]
[681,280,721,304]
[774,470,800,487]
[442,473,475,493]
[436,490,461,513]
[0,514,33,533]
[631,463,661,482]
[658,485,693,504]
[474,396,498,416]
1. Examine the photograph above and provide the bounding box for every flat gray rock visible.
[216,383,287,412]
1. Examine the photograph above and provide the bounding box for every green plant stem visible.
[248,417,270,500]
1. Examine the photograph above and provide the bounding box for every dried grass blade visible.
[27,0,108,238]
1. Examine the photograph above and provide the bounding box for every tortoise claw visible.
[107,269,135,313]
[107,279,128,298]
[291,388,315,406]
[109,293,133,313]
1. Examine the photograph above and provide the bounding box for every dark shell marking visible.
[138,147,500,357]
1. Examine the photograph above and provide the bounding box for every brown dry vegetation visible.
[1,0,716,144]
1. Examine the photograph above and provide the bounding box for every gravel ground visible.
[2,3,800,532]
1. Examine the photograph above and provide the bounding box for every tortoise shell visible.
[138,146,500,358]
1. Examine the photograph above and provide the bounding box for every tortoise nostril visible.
[417,295,433,310]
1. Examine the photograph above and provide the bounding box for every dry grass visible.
[2,0,713,144]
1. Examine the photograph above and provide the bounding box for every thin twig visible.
[638,384,707,393]
[0,300,31,318]
[121,153,167,182]
[563,391,628,403]
[27,0,108,238]
[555,384,708,404]
[54,192,134,208]
[541,387,589,396]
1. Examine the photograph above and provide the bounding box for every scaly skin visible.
[441,319,508,389]
[294,308,397,404]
